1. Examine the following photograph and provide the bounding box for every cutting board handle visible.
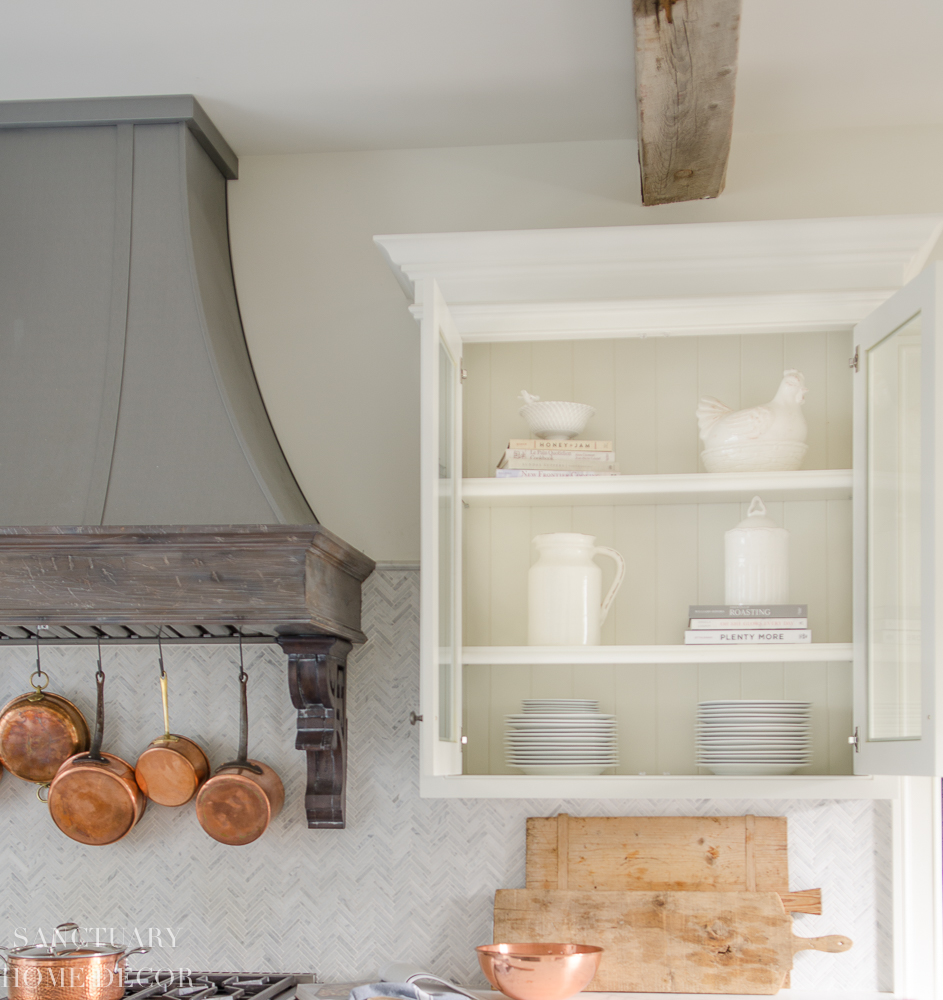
[792,934,853,954]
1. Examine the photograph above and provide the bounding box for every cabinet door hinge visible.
[849,347,859,372]
[848,726,859,752]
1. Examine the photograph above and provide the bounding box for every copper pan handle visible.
[156,630,178,744]
[215,643,262,776]
[76,668,106,763]
[113,946,149,973]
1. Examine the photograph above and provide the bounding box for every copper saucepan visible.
[0,640,90,785]
[195,648,283,846]
[134,637,209,807]
[0,922,149,1000]
[48,659,147,846]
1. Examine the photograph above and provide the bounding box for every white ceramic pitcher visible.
[528,533,626,645]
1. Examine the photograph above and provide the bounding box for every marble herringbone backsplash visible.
[0,568,890,990]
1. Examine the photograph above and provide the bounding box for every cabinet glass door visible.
[419,279,463,776]
[853,263,943,775]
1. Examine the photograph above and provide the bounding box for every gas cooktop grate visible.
[126,973,299,1000]
[2,973,301,1000]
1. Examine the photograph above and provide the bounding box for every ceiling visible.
[0,0,941,156]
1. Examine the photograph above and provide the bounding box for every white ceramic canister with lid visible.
[724,496,790,605]
[528,532,626,645]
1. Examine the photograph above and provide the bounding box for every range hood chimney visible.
[0,97,373,828]
[0,95,311,526]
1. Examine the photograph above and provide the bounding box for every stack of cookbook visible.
[495,439,618,478]
[684,604,810,644]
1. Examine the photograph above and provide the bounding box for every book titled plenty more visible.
[685,604,810,644]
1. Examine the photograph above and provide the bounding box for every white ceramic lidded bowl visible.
[518,390,594,440]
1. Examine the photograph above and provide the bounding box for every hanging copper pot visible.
[134,634,209,806]
[48,655,146,846]
[0,639,90,785]
[195,645,283,846]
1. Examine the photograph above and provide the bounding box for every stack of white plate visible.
[696,700,812,775]
[506,699,617,776]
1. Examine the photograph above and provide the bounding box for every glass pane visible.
[437,339,455,741]
[867,313,922,741]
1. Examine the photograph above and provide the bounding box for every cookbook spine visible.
[507,439,613,451]
[689,618,808,630]
[688,604,808,618]
[684,629,812,644]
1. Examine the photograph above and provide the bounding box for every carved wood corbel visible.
[278,635,352,829]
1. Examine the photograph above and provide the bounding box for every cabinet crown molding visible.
[376,215,943,339]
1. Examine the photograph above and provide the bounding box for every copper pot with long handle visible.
[134,636,209,806]
[195,648,283,846]
[48,658,146,846]
[0,922,149,1000]
[0,639,90,784]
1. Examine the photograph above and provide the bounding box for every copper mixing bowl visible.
[476,944,603,1000]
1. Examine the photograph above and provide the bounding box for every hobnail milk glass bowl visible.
[476,943,603,1000]
[518,392,595,441]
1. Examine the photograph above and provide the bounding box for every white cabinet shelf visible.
[462,642,853,665]
[462,468,853,507]
[421,772,900,801]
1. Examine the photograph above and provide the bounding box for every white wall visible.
[228,124,943,562]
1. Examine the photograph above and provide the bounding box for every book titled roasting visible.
[684,629,812,644]
[689,604,807,618]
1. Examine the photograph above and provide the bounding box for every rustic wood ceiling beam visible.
[634,0,742,205]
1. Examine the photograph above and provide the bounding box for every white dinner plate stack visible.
[505,699,617,776]
[696,700,812,775]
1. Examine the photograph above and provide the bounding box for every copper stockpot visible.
[134,642,209,807]
[195,659,283,846]
[0,649,90,784]
[0,923,148,1000]
[48,668,146,846]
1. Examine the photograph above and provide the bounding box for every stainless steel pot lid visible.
[0,923,144,962]
[5,945,126,959]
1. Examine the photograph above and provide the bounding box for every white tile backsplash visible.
[0,568,890,990]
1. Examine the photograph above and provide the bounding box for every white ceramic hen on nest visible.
[697,370,808,473]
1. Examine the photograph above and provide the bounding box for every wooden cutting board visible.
[493,889,851,995]
[526,814,821,914]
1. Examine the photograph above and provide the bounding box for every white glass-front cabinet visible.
[376,216,943,801]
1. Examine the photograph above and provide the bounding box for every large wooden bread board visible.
[526,814,821,914]
[493,888,851,995]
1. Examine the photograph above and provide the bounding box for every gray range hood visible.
[0,95,312,527]
[0,97,373,827]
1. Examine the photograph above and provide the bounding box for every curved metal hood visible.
[0,97,373,645]
[0,95,313,526]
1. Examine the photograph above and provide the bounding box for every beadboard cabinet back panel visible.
[463,499,852,646]
[462,660,853,777]
[462,332,853,480]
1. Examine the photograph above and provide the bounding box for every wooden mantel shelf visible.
[0,524,374,643]
[0,524,376,830]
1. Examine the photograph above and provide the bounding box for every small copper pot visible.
[195,665,283,846]
[0,662,90,784]
[48,669,146,846]
[134,661,209,807]
[0,923,149,1000]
